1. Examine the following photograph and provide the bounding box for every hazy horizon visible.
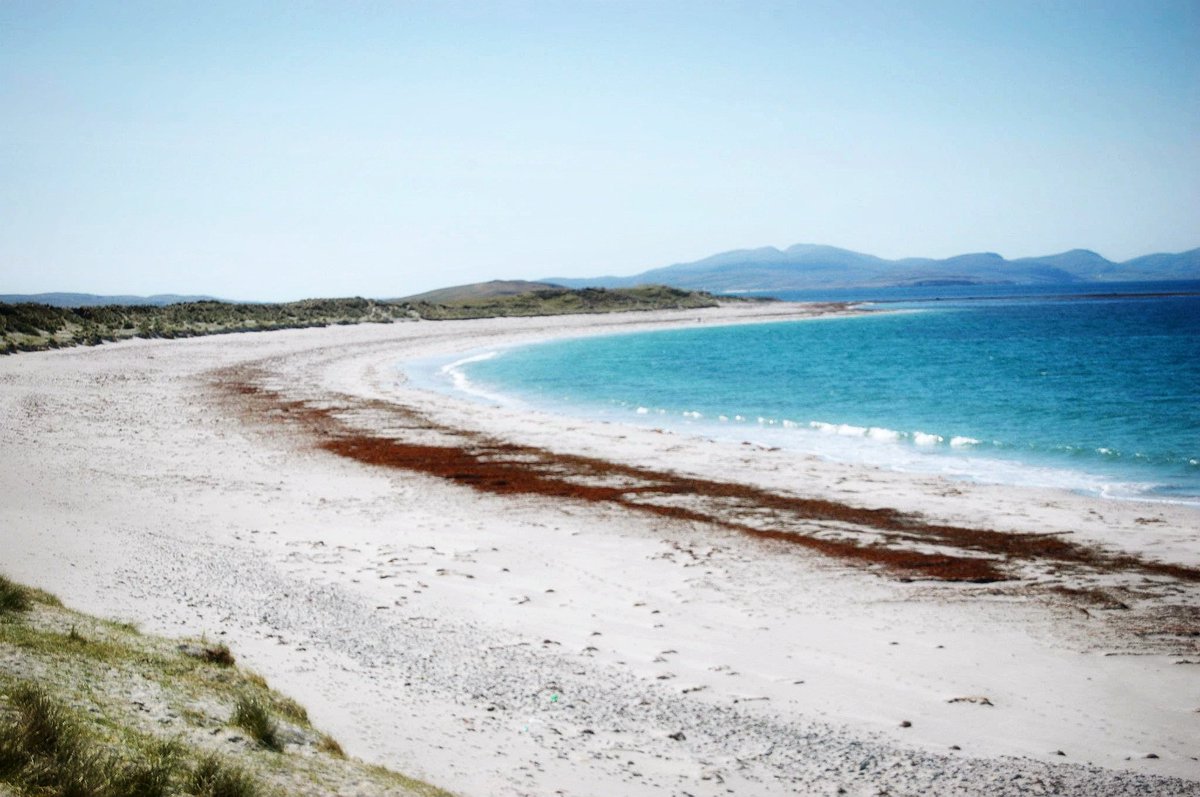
[3,1,1198,302]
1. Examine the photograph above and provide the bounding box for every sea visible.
[406,281,1200,505]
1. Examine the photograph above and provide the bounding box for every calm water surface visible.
[415,282,1200,503]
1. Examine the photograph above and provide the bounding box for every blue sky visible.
[2,1,1197,300]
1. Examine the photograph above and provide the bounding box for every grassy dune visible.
[407,284,726,319]
[0,298,412,354]
[0,574,452,797]
[0,285,734,354]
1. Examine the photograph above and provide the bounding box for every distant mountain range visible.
[544,245,1200,293]
[7,245,1197,308]
[0,292,222,307]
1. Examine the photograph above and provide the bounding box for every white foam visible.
[440,350,498,372]
[412,342,1198,507]
[435,351,514,404]
[811,421,871,438]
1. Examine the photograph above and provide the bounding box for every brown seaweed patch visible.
[216,371,1200,588]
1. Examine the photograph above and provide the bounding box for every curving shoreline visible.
[2,303,1198,796]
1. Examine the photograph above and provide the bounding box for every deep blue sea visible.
[411,281,1200,504]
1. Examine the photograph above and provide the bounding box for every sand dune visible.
[2,304,1197,796]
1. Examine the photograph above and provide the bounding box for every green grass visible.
[0,573,455,796]
[0,616,172,673]
[0,577,30,616]
[231,697,280,752]
[188,753,260,797]
[0,681,184,797]
[0,297,413,355]
[109,738,182,797]
[410,285,725,320]
[0,682,78,769]
[0,285,732,354]
[0,681,268,797]
[269,694,307,725]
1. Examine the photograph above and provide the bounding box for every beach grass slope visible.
[0,574,452,797]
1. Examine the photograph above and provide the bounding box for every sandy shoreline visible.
[2,303,1198,796]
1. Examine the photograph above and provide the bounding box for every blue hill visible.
[545,245,1200,292]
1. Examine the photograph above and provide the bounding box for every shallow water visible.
[420,283,1200,503]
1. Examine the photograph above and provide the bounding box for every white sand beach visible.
[2,304,1198,796]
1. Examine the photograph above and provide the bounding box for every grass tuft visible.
[5,681,78,759]
[189,753,260,797]
[0,682,105,793]
[242,670,269,689]
[110,738,181,797]
[316,733,345,758]
[231,696,280,752]
[271,694,307,725]
[202,643,236,667]
[0,576,31,616]
[0,682,270,797]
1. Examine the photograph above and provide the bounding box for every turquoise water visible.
[421,285,1200,503]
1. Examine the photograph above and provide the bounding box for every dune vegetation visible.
[0,298,412,354]
[0,285,731,354]
[406,284,725,320]
[0,573,452,797]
